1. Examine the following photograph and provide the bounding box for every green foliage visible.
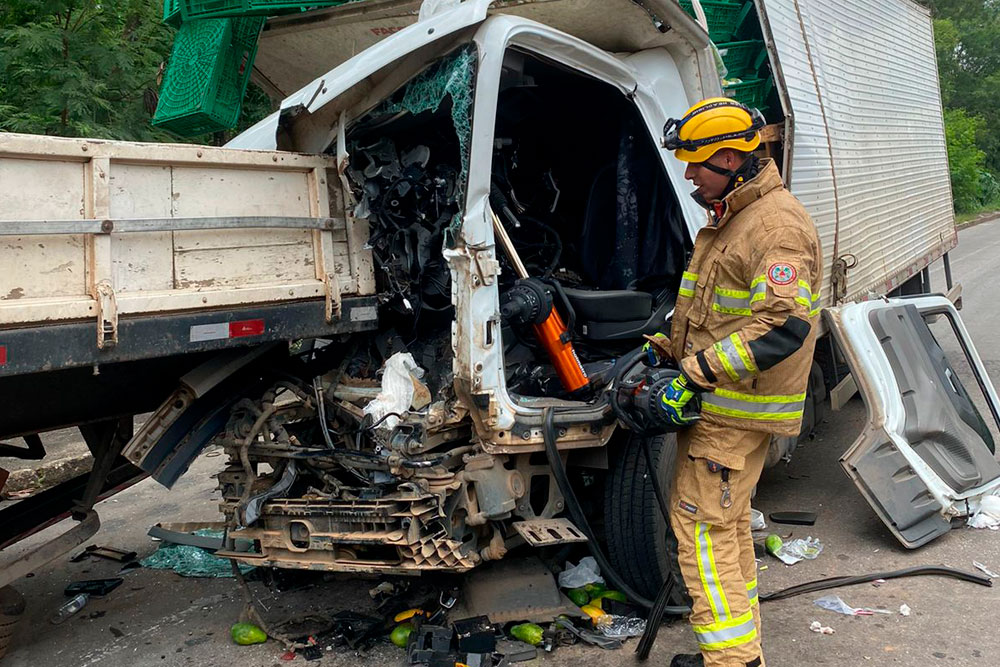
[944,109,986,213]
[0,0,274,144]
[924,1,1000,214]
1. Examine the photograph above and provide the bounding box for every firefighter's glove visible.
[653,373,703,428]
[642,332,673,367]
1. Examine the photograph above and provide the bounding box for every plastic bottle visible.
[50,593,88,624]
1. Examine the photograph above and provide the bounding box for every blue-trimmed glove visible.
[653,372,703,427]
[642,332,672,367]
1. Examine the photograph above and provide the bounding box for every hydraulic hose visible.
[759,565,992,602]
[542,407,690,616]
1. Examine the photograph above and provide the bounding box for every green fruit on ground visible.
[765,534,783,556]
[231,622,267,645]
[510,622,544,646]
[567,588,590,607]
[583,582,607,596]
[390,623,415,648]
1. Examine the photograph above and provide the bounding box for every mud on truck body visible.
[5,0,997,619]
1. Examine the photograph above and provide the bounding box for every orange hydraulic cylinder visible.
[532,307,589,394]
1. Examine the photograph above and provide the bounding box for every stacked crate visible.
[155,1,365,137]
[680,0,777,120]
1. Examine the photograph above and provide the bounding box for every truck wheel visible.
[604,433,688,603]
[0,586,25,660]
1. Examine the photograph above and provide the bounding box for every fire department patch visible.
[768,262,797,286]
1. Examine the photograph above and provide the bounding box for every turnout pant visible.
[669,420,770,667]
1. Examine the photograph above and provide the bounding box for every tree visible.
[944,109,987,213]
[925,1,1000,171]
[0,1,274,143]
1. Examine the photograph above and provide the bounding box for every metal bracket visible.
[512,518,588,547]
[831,254,857,303]
[324,272,342,322]
[471,249,500,287]
[95,280,118,349]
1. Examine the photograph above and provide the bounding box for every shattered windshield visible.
[349,45,477,249]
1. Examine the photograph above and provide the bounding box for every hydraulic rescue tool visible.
[609,348,702,436]
[491,208,591,397]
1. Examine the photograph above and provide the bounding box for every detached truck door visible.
[825,297,1000,547]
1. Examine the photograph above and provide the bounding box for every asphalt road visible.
[4,220,1000,667]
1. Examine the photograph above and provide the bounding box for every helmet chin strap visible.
[690,155,761,209]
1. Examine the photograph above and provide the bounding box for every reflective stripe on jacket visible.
[671,159,824,443]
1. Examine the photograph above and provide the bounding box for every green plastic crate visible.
[680,0,752,43]
[722,76,773,112]
[152,17,265,136]
[180,0,365,20]
[716,39,767,78]
[163,0,182,26]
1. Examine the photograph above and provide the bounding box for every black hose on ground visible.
[634,434,685,660]
[759,565,992,602]
[542,407,691,616]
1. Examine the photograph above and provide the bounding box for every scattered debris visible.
[814,595,860,616]
[967,495,1000,529]
[50,593,89,624]
[70,544,137,563]
[871,579,886,587]
[64,578,123,597]
[814,595,891,616]
[974,561,999,578]
[454,616,496,653]
[809,620,835,635]
[141,529,254,578]
[557,556,604,589]
[407,624,453,664]
[771,536,823,565]
[750,508,767,531]
[595,615,646,638]
[231,622,268,646]
[899,604,911,617]
[362,351,423,432]
[769,511,818,526]
[553,617,623,650]
[494,639,537,663]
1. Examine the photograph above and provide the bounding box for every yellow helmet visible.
[663,97,765,163]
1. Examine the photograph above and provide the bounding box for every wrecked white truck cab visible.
[231,0,717,448]
[130,0,727,581]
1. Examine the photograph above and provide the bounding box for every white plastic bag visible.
[558,556,605,589]
[814,595,859,616]
[363,352,420,432]
[967,494,1000,530]
[775,536,823,565]
[750,508,767,531]
[596,615,646,638]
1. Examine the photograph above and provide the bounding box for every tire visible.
[604,432,688,604]
[0,586,25,661]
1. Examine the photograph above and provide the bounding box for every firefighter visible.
[647,98,823,667]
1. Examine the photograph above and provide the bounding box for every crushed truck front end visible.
[123,0,715,588]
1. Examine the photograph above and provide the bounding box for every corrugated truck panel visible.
[757,0,838,309]
[766,0,956,302]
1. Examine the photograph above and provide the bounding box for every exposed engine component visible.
[346,137,459,317]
